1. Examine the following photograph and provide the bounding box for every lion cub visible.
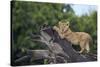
[53,20,92,53]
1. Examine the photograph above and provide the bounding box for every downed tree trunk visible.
[30,28,70,63]
[15,27,97,65]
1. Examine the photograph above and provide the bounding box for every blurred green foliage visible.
[11,1,97,65]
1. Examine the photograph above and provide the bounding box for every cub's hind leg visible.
[85,42,90,53]
[79,41,86,53]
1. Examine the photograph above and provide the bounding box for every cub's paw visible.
[53,26,57,30]
[60,35,64,39]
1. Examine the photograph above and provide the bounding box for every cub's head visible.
[58,20,70,30]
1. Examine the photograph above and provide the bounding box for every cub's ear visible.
[58,21,62,25]
[67,21,70,26]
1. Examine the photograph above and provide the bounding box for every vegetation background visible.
[11,1,97,65]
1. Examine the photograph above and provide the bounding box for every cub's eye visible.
[67,23,69,26]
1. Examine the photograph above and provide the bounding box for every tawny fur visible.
[53,21,92,53]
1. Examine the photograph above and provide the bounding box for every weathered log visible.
[15,27,97,65]
[32,31,70,63]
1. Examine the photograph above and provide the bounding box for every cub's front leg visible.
[53,26,60,32]
[53,26,65,39]
[59,34,65,39]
